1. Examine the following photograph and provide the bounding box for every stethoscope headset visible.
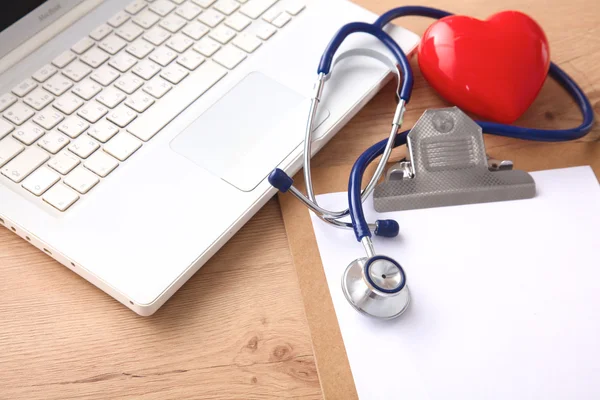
[268,6,595,319]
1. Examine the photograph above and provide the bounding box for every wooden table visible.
[1,1,598,398]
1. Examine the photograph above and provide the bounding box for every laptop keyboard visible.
[0,0,305,212]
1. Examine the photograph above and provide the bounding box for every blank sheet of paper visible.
[309,167,600,400]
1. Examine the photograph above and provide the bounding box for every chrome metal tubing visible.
[361,236,376,258]
[288,185,376,231]
[303,74,326,203]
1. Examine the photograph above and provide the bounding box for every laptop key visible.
[232,33,262,53]
[77,102,108,123]
[213,45,246,69]
[90,24,113,41]
[12,122,45,145]
[176,3,202,20]
[43,184,79,211]
[33,108,64,130]
[160,14,188,33]
[71,37,95,54]
[209,25,236,44]
[125,91,155,113]
[114,74,144,95]
[96,86,127,108]
[256,22,277,40]
[182,21,210,40]
[48,151,80,174]
[225,13,252,31]
[97,86,127,108]
[84,151,119,177]
[271,12,291,28]
[150,0,177,17]
[127,39,155,59]
[0,93,18,112]
[64,167,100,194]
[32,65,58,83]
[0,137,24,167]
[144,26,172,46]
[143,76,172,98]
[57,115,89,138]
[38,131,70,154]
[160,65,189,84]
[132,60,162,80]
[125,0,147,15]
[62,60,92,82]
[192,0,217,8]
[80,47,111,68]
[43,75,74,96]
[240,0,278,19]
[116,22,145,42]
[177,50,205,70]
[99,35,128,55]
[72,79,103,100]
[23,88,54,111]
[3,103,35,125]
[91,65,121,86]
[52,51,76,68]
[54,93,85,115]
[0,119,14,139]
[193,37,221,57]
[261,7,280,22]
[109,53,138,73]
[68,135,100,158]
[107,104,137,128]
[285,0,305,15]
[104,132,141,161]
[88,120,119,143]
[214,0,240,15]
[198,9,225,27]
[22,166,60,196]
[12,79,38,97]
[166,33,194,53]
[107,11,131,28]
[132,9,160,29]
[149,46,177,67]
[1,146,50,183]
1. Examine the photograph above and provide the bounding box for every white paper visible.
[309,167,600,400]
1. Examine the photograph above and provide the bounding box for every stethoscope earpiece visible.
[342,256,411,320]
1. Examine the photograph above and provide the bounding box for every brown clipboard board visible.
[279,142,600,399]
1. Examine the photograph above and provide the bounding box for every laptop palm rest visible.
[170,72,330,192]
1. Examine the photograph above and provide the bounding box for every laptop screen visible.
[0,1,49,33]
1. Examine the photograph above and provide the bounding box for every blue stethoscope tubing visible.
[269,6,594,297]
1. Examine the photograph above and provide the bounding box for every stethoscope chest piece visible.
[342,256,411,319]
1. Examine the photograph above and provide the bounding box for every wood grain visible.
[1,0,599,399]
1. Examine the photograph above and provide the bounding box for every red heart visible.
[418,11,550,124]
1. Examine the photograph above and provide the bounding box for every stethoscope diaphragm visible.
[342,256,411,319]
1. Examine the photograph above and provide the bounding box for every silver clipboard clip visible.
[374,107,536,212]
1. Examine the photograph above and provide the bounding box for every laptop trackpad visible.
[170,72,330,192]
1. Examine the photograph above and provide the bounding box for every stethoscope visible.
[269,6,595,319]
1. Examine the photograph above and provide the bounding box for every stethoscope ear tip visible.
[268,168,293,193]
[374,219,399,237]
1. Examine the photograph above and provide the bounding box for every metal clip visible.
[373,107,536,212]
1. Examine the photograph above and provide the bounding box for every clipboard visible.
[279,141,600,399]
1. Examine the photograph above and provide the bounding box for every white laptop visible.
[0,0,419,315]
